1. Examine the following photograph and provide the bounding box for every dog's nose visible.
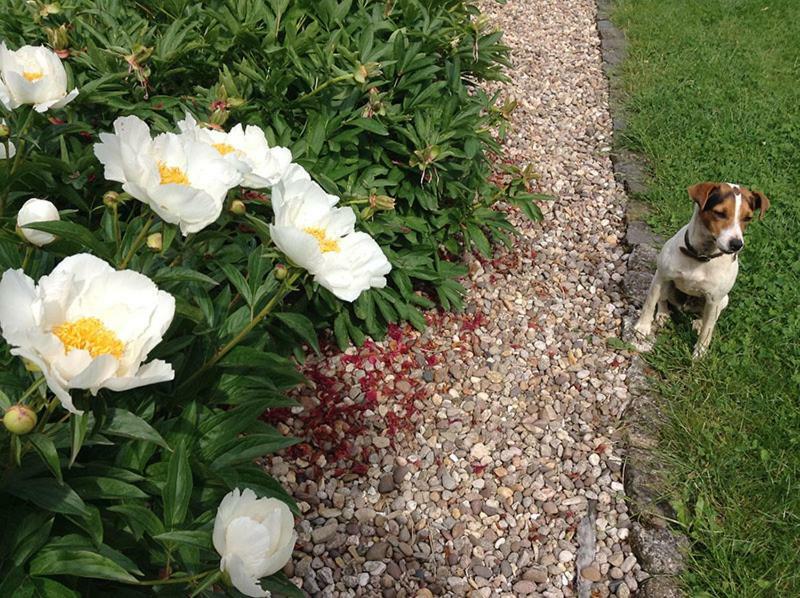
[729,238,744,252]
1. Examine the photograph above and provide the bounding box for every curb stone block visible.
[595,1,688,596]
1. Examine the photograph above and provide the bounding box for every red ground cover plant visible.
[265,306,494,480]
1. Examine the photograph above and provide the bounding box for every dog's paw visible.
[632,322,652,338]
[655,312,670,327]
[624,319,654,352]
[692,343,708,360]
[691,318,703,334]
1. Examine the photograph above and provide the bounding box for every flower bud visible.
[23,359,41,372]
[40,3,61,18]
[369,193,395,211]
[230,200,246,215]
[3,405,38,435]
[274,264,288,280]
[16,198,60,247]
[209,107,230,127]
[46,24,69,51]
[354,64,369,84]
[146,232,163,252]
[103,191,120,208]
[0,121,9,139]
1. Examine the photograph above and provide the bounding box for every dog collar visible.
[680,230,733,262]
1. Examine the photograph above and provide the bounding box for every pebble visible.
[581,565,603,582]
[512,580,538,595]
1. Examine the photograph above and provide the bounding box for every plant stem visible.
[35,397,60,434]
[18,376,46,404]
[179,270,301,389]
[112,204,121,246]
[297,73,354,102]
[118,215,154,269]
[21,246,33,272]
[131,568,217,586]
[1,106,35,217]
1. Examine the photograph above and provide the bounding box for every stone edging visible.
[595,2,687,597]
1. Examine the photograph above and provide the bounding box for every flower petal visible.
[67,354,119,393]
[100,359,174,392]
[222,553,270,598]
[146,184,223,235]
[315,232,391,301]
[11,347,79,414]
[269,225,324,274]
[0,268,38,345]
[42,87,78,111]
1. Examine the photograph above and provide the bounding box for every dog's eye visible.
[743,216,753,222]
[712,211,727,219]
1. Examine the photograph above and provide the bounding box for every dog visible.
[633,182,769,358]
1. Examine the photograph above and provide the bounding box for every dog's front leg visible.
[634,271,667,337]
[692,296,725,359]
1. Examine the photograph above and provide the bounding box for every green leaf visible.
[29,549,137,583]
[27,433,63,483]
[220,262,254,306]
[69,477,148,500]
[103,408,170,450]
[6,512,54,567]
[14,577,79,598]
[107,504,165,538]
[264,571,305,597]
[189,571,223,597]
[218,347,305,386]
[349,117,389,135]
[153,267,218,286]
[6,478,88,517]
[22,221,113,260]
[334,312,349,350]
[163,443,192,528]
[69,412,89,467]
[153,530,212,550]
[466,223,491,257]
[273,312,320,352]
[210,432,298,470]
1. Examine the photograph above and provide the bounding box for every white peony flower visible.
[269,177,391,301]
[93,116,242,235]
[177,113,292,189]
[0,42,78,112]
[270,163,338,216]
[0,119,14,159]
[16,198,59,247]
[0,141,14,159]
[213,488,297,597]
[0,254,175,414]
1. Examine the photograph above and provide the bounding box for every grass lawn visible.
[613,1,800,596]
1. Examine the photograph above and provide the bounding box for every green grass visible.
[613,1,800,596]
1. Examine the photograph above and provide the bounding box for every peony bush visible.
[0,0,542,595]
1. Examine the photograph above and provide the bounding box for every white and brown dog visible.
[634,182,769,358]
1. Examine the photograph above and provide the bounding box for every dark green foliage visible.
[1,0,542,346]
[0,0,537,595]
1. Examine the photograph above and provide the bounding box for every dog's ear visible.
[687,182,720,210]
[751,190,770,219]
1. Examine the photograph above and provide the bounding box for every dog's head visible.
[688,182,769,254]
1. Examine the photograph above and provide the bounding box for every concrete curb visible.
[595,2,687,597]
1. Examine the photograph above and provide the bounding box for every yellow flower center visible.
[213,143,236,155]
[53,317,125,359]
[158,161,190,186]
[304,227,341,253]
[22,70,44,82]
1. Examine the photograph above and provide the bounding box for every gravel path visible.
[270,1,641,596]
